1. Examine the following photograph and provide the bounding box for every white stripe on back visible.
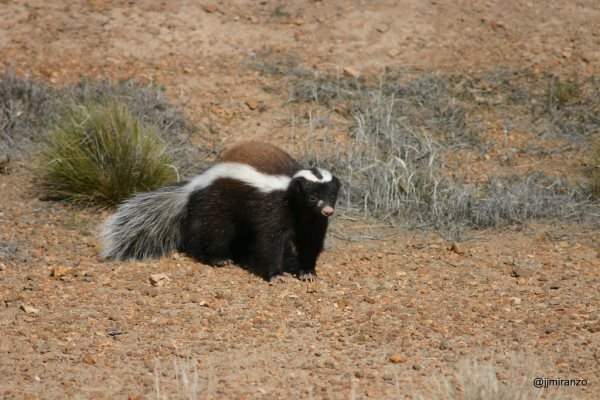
[184,162,292,194]
[293,168,333,183]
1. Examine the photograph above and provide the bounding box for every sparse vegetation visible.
[153,358,215,400]
[38,101,178,205]
[0,240,23,263]
[0,72,203,170]
[63,78,203,171]
[271,5,290,19]
[0,71,57,155]
[417,358,555,400]
[590,139,600,198]
[251,56,598,236]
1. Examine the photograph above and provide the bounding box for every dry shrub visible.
[250,56,597,237]
[417,357,569,400]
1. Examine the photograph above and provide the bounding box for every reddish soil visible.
[1,1,599,399]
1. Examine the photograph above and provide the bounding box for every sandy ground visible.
[1,1,600,399]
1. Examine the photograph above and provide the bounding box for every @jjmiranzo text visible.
[533,377,588,389]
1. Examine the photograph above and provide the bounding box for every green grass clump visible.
[38,101,177,205]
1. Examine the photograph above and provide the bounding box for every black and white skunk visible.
[100,144,340,281]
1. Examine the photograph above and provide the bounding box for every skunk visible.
[100,153,340,281]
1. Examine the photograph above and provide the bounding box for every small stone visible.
[544,325,556,335]
[584,321,600,333]
[20,304,40,315]
[50,266,72,278]
[143,358,154,371]
[510,259,539,278]
[387,49,400,58]
[412,364,422,371]
[245,99,259,110]
[375,23,390,33]
[83,354,97,365]
[34,340,50,354]
[556,362,569,370]
[449,242,464,255]
[202,4,218,13]
[510,297,522,305]
[489,20,506,31]
[382,373,394,382]
[143,287,158,297]
[438,340,449,350]
[343,67,360,78]
[364,297,376,304]
[389,354,406,364]
[354,370,364,378]
[0,262,6,271]
[149,273,169,287]
[582,51,600,64]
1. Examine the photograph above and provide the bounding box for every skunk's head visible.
[290,168,341,217]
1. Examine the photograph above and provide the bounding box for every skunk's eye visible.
[309,195,318,203]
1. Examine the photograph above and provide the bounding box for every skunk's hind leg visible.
[180,215,236,267]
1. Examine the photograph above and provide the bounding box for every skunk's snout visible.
[321,206,335,217]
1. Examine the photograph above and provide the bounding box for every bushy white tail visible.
[100,185,188,260]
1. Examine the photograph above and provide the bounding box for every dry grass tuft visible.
[250,56,598,237]
[416,357,569,400]
[0,70,56,156]
[589,139,600,198]
[153,357,215,400]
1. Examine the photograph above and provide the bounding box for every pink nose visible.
[321,206,335,217]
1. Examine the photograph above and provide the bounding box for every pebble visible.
[83,354,97,365]
[202,4,218,13]
[20,304,40,315]
[387,49,400,58]
[245,99,259,110]
[343,67,360,78]
[389,354,406,364]
[375,23,390,33]
[449,242,464,255]
[510,258,539,278]
[34,340,51,354]
[149,273,169,287]
[50,266,72,278]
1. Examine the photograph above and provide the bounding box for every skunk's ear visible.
[291,177,305,194]
[333,176,341,190]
